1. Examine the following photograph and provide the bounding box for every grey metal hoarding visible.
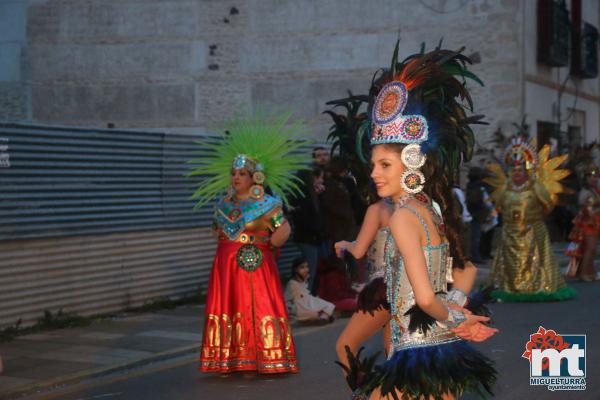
[0,123,308,327]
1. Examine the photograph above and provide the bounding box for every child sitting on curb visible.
[285,257,335,324]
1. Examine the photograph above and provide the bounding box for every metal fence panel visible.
[0,124,306,328]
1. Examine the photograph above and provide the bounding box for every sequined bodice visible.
[384,205,458,355]
[366,227,389,281]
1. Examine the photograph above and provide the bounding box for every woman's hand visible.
[334,240,352,258]
[451,314,498,342]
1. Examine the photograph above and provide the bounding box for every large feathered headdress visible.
[364,41,487,173]
[187,111,311,209]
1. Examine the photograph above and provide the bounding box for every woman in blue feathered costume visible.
[340,45,499,400]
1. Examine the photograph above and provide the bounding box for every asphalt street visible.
[19,280,600,400]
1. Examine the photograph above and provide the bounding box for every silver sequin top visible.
[366,227,390,281]
[384,205,459,356]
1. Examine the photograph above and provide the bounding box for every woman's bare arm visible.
[337,203,382,258]
[452,261,477,294]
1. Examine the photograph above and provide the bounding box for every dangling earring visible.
[250,171,266,199]
[250,184,264,199]
[400,143,426,194]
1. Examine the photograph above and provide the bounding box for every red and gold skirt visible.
[200,233,298,374]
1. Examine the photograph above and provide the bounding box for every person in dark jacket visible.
[289,167,326,293]
[466,167,490,263]
[322,157,358,249]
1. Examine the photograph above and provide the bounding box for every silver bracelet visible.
[447,288,468,307]
[444,308,467,329]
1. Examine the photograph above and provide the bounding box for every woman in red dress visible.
[189,113,308,374]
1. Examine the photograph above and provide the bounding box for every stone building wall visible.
[3,0,526,141]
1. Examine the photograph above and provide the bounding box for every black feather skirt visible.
[366,340,497,400]
[356,277,390,315]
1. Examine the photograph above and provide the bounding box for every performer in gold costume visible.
[485,137,576,301]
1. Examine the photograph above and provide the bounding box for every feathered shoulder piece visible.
[187,111,311,209]
[537,144,571,205]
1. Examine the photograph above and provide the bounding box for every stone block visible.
[247,0,408,33]
[251,80,317,118]
[0,43,21,82]
[242,33,394,73]
[32,84,195,125]
[196,79,250,126]
[58,1,201,40]
[27,2,60,43]
[0,83,27,121]
[0,1,27,42]
[29,41,206,81]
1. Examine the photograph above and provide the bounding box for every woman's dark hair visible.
[290,256,307,280]
[381,143,468,270]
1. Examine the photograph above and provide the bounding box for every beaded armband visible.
[447,288,468,307]
[443,309,467,329]
[269,209,285,231]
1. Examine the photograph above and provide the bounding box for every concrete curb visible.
[0,343,200,400]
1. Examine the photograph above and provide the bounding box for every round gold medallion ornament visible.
[252,171,266,184]
[250,185,265,199]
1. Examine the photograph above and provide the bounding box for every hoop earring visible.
[400,144,426,194]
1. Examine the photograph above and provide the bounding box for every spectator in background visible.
[312,146,330,171]
[322,156,358,253]
[285,257,335,323]
[466,167,489,263]
[480,185,499,260]
[452,183,472,257]
[566,164,600,282]
[289,167,326,294]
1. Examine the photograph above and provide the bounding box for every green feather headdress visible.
[187,111,311,210]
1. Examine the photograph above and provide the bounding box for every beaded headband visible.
[232,154,266,185]
[370,81,429,145]
[232,154,263,174]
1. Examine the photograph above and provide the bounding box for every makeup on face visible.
[231,168,253,195]
[370,145,405,199]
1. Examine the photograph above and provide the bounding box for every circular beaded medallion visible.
[236,244,263,272]
[372,82,408,125]
[401,170,425,194]
[400,143,426,169]
[399,115,428,143]
[253,171,266,184]
[250,185,265,199]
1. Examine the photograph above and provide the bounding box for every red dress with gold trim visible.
[200,194,299,374]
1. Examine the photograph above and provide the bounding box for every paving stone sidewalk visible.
[0,304,206,399]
